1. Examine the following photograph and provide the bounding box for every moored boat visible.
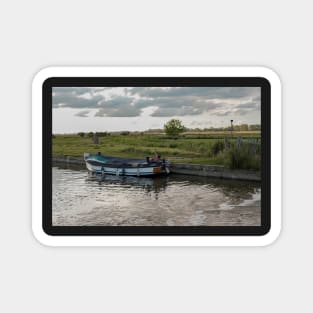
[84,152,170,176]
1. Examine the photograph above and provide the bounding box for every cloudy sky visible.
[52,86,260,133]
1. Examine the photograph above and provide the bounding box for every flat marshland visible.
[52,131,261,170]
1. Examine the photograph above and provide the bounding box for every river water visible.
[52,165,261,226]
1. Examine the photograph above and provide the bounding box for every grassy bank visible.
[52,132,261,170]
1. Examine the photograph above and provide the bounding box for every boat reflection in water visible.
[87,171,169,199]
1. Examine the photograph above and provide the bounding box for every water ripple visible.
[52,166,261,226]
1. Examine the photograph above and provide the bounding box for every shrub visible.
[211,141,225,156]
[225,145,260,171]
[77,132,85,137]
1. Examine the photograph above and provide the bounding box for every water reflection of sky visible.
[52,166,261,227]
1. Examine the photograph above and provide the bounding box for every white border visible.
[32,67,281,246]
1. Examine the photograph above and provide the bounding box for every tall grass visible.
[225,144,261,171]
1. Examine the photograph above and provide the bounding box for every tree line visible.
[53,120,260,138]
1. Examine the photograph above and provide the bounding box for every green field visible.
[52,131,261,170]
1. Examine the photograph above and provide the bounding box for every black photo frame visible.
[43,77,270,236]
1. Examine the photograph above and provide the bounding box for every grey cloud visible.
[95,106,141,117]
[75,110,90,117]
[210,99,260,117]
[233,109,252,115]
[53,86,260,118]
[95,96,140,117]
[128,87,259,100]
[53,87,140,116]
[234,101,260,110]
[151,103,217,117]
[137,98,223,116]
[212,110,233,117]
[99,96,134,108]
[135,97,192,109]
[53,92,104,108]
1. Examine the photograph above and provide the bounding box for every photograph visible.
[52,86,262,227]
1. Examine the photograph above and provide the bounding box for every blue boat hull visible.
[84,153,170,177]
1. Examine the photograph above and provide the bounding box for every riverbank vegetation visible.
[52,130,261,170]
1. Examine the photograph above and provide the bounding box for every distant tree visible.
[240,124,249,131]
[87,132,94,138]
[164,119,185,137]
[249,124,261,131]
[95,131,108,137]
[78,132,85,137]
